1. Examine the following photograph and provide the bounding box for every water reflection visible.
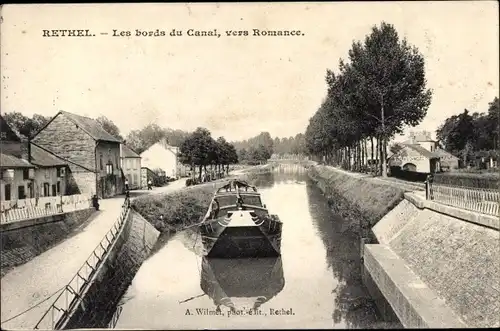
[306,181,402,329]
[113,170,387,329]
[200,257,284,311]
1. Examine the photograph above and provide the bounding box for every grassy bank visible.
[131,185,214,232]
[131,169,270,233]
[308,165,405,239]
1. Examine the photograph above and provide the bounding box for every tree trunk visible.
[198,165,202,182]
[381,102,388,178]
[370,137,374,173]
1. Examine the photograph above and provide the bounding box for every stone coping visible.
[364,244,468,329]
[404,192,499,230]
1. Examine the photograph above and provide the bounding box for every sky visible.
[1,2,498,142]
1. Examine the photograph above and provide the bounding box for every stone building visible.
[120,143,141,190]
[32,110,124,198]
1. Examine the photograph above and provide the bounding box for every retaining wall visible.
[0,208,95,277]
[62,210,160,329]
[366,193,499,328]
[307,165,500,328]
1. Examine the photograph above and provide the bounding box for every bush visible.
[433,172,499,190]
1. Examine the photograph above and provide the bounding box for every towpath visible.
[0,179,186,330]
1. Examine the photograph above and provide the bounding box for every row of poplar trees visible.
[305,22,433,177]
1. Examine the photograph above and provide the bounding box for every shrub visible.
[433,172,499,190]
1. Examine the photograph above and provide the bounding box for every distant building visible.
[389,144,441,173]
[140,139,179,179]
[120,144,141,190]
[32,110,124,198]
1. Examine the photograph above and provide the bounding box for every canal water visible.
[111,167,397,329]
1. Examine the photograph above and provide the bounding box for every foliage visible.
[96,116,124,141]
[433,171,499,190]
[232,132,274,163]
[125,124,191,154]
[436,97,500,163]
[2,112,51,139]
[304,22,432,177]
[178,127,239,181]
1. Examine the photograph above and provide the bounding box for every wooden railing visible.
[0,194,92,225]
[33,198,130,330]
[429,184,499,217]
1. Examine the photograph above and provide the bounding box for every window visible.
[56,167,61,177]
[100,153,103,170]
[133,173,138,185]
[106,163,113,175]
[52,184,56,197]
[56,181,60,195]
[18,185,26,199]
[43,183,50,197]
[4,184,11,201]
[23,169,29,180]
[116,155,120,169]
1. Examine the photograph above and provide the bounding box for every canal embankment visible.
[62,209,160,328]
[0,208,96,277]
[307,164,500,329]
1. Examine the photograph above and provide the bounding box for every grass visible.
[131,185,214,232]
[309,165,405,237]
[131,168,269,233]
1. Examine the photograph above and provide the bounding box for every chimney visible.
[20,138,31,162]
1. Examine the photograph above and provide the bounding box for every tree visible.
[2,112,51,139]
[336,22,432,176]
[179,127,215,181]
[96,116,123,141]
[436,97,499,167]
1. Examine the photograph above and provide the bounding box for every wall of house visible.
[140,144,178,178]
[140,167,159,188]
[391,147,432,173]
[66,164,97,196]
[121,158,141,189]
[96,141,123,198]
[32,114,97,171]
[32,167,68,197]
[0,169,32,202]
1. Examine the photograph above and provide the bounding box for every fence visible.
[427,183,499,217]
[34,197,131,330]
[0,194,92,225]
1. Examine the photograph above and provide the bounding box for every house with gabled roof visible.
[31,110,124,198]
[389,143,441,173]
[1,115,70,202]
[140,138,180,179]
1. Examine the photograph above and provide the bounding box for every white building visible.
[140,139,179,179]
